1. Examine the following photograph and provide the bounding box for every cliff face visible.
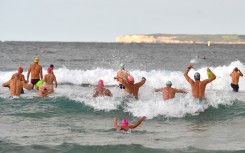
[116,34,245,44]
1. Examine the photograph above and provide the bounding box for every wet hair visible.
[234,67,238,71]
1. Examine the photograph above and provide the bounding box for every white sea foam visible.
[0,61,243,118]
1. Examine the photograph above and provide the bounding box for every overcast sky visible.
[0,0,245,42]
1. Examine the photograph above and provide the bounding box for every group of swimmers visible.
[1,57,243,131]
[103,63,242,132]
[2,57,57,97]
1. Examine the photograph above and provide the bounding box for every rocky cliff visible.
[116,34,245,44]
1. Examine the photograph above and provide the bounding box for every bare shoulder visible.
[29,64,34,68]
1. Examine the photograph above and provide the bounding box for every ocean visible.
[0,41,245,153]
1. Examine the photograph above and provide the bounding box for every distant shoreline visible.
[116,34,245,44]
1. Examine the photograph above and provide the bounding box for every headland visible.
[116,34,245,44]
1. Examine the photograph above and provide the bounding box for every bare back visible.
[230,71,242,85]
[9,74,32,96]
[190,80,209,98]
[123,79,146,100]
[93,87,112,97]
[28,64,42,79]
[184,67,216,99]
[44,73,56,85]
[162,87,177,100]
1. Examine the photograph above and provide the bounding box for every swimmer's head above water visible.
[98,80,104,87]
[194,72,200,80]
[166,81,172,86]
[120,63,125,69]
[34,57,39,63]
[121,119,128,126]
[47,67,52,73]
[18,67,23,73]
[128,76,134,83]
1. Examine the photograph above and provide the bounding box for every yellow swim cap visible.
[34,57,39,62]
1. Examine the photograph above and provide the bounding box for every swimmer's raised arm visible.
[114,118,120,130]
[128,116,146,129]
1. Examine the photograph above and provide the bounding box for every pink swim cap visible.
[128,75,134,83]
[47,67,52,73]
[40,85,47,92]
[98,80,104,87]
[18,67,23,73]
[121,119,128,126]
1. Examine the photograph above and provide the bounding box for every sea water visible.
[0,42,245,153]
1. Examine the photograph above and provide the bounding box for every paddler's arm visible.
[40,66,43,80]
[21,74,28,83]
[184,64,194,85]
[54,75,58,88]
[128,116,146,129]
[238,69,243,76]
[174,88,187,94]
[2,80,11,87]
[22,82,33,90]
[206,68,216,83]
[114,118,120,130]
[27,65,31,83]
[135,77,146,88]
[154,88,162,92]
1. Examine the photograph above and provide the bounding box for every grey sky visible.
[0,0,245,42]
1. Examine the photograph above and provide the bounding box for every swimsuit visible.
[119,127,127,131]
[21,88,24,94]
[31,79,40,85]
[119,84,125,89]
[231,83,239,92]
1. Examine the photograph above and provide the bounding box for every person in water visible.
[43,67,57,94]
[230,67,243,92]
[119,75,146,100]
[27,57,43,90]
[50,64,56,75]
[114,63,130,89]
[154,81,187,101]
[2,67,27,94]
[184,64,216,99]
[93,80,112,97]
[2,73,33,97]
[114,116,146,131]
[37,85,49,97]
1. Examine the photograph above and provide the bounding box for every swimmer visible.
[37,85,49,97]
[50,64,55,75]
[230,67,243,92]
[114,63,130,90]
[2,73,33,97]
[154,81,187,101]
[119,76,146,100]
[114,116,146,132]
[2,67,27,94]
[27,57,43,90]
[184,64,216,99]
[43,67,57,94]
[93,80,112,97]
